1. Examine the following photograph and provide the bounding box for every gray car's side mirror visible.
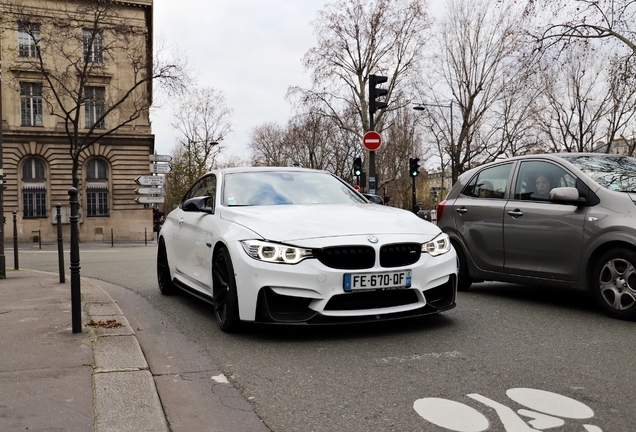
[549,187,582,203]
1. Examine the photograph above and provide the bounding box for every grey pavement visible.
[0,266,269,431]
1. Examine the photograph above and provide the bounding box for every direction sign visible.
[150,163,172,174]
[135,187,165,195]
[363,131,382,151]
[135,196,165,204]
[135,175,164,186]
[149,154,173,162]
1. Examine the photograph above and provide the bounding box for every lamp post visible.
[414,101,456,184]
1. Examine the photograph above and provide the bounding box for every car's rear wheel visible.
[212,247,241,332]
[157,239,177,295]
[592,248,636,320]
[453,242,473,292]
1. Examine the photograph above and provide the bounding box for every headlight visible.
[241,240,313,264]
[422,233,451,257]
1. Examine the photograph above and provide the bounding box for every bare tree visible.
[525,0,636,54]
[1,0,189,187]
[532,44,610,152]
[424,0,530,180]
[292,0,431,136]
[172,86,233,184]
[286,0,431,195]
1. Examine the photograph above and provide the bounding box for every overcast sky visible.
[151,0,444,160]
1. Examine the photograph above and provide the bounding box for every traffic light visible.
[353,157,362,177]
[369,74,388,113]
[409,158,420,177]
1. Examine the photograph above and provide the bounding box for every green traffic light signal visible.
[353,157,362,177]
[409,157,420,177]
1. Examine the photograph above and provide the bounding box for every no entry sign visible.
[363,131,382,151]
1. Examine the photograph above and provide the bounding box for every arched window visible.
[85,159,109,217]
[21,157,47,218]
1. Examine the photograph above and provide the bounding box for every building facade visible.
[1,0,156,243]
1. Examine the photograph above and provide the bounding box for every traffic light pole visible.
[368,74,388,195]
[369,115,377,195]
[411,175,417,214]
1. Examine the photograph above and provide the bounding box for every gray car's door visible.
[503,160,585,281]
[452,163,513,272]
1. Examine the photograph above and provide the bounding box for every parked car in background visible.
[158,167,457,332]
[437,153,636,320]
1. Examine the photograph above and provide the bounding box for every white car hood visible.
[220,204,440,242]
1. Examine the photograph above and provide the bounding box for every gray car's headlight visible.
[421,233,451,256]
[241,240,313,264]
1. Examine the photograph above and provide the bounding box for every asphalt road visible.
[13,241,635,431]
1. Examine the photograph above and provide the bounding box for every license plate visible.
[343,270,412,292]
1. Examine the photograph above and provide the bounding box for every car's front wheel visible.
[212,247,241,332]
[592,248,636,320]
[157,238,177,295]
[453,242,473,292]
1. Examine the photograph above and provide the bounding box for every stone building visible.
[1,0,156,243]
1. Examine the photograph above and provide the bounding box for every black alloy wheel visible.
[453,242,473,292]
[212,247,241,332]
[157,239,177,295]
[592,248,636,320]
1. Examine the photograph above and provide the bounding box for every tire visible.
[212,247,241,332]
[454,243,473,292]
[157,238,178,295]
[592,248,636,320]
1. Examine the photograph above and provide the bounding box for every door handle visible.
[456,207,468,215]
[178,217,184,225]
[507,209,524,218]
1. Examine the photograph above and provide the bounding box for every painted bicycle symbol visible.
[413,388,602,432]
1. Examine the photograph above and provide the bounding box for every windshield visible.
[559,154,636,192]
[223,171,366,206]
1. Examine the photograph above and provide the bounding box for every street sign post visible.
[363,131,382,151]
[150,163,172,174]
[135,175,164,186]
[149,154,173,162]
[135,196,165,204]
[135,187,165,195]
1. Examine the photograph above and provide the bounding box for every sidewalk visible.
[0,268,269,432]
[0,269,167,431]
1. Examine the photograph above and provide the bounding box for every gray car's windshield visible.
[223,171,366,206]
[559,154,636,193]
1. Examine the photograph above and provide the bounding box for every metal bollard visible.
[12,211,18,270]
[68,188,82,334]
[111,228,114,247]
[38,229,41,250]
[56,204,65,283]
[145,227,147,246]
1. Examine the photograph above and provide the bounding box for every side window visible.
[182,175,216,206]
[461,163,512,199]
[514,161,577,201]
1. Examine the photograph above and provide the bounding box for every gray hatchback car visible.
[438,153,636,320]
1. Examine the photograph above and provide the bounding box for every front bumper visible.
[227,238,457,324]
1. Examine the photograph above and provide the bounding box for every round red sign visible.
[363,131,382,151]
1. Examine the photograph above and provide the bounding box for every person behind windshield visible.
[534,175,552,199]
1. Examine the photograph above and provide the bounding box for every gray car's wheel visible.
[592,248,636,320]
[157,239,178,295]
[453,242,473,292]
[212,247,241,332]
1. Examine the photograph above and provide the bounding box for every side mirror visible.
[182,196,214,213]
[549,187,583,204]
